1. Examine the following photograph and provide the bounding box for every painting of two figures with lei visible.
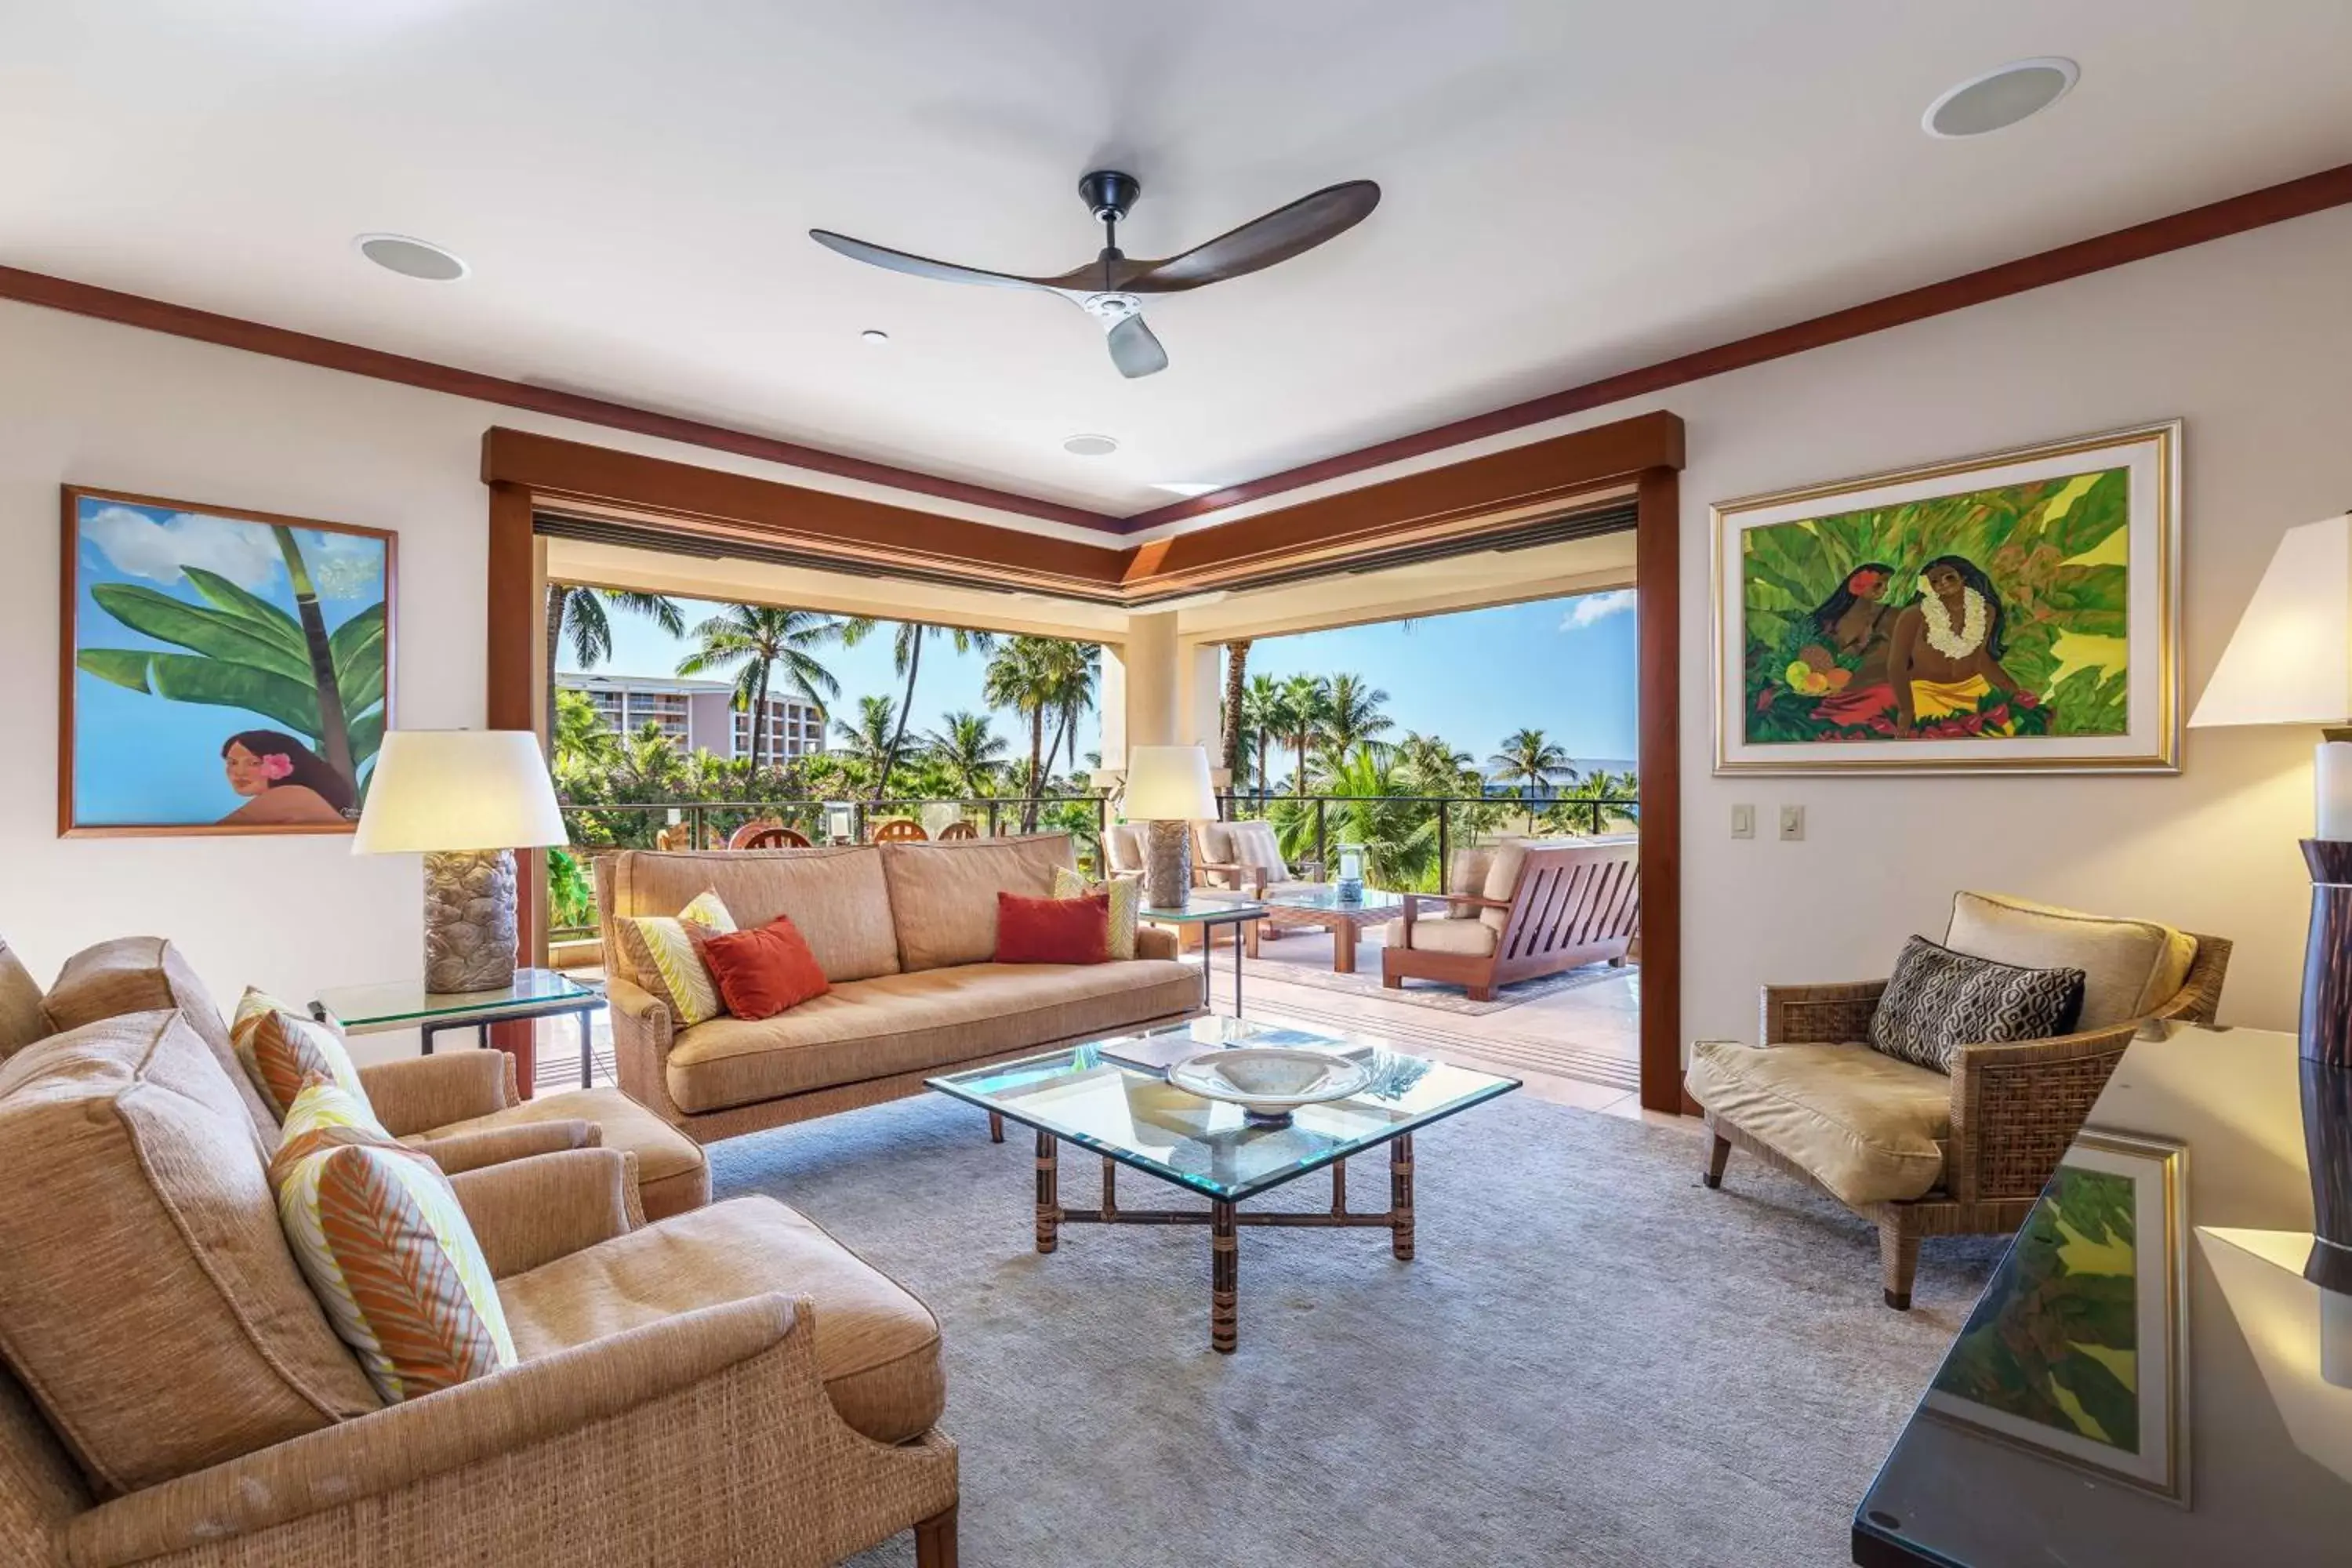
[1743,466,2129,748]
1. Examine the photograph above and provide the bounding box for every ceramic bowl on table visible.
[1168,1047,1374,1127]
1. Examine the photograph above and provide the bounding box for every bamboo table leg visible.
[1102,1156,1118,1218]
[1035,1131,1059,1254]
[1333,918,1359,975]
[1390,1133,1415,1261]
[1210,1200,1238,1352]
[988,1109,1004,1144]
[1331,1158,1348,1214]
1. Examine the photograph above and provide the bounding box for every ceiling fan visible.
[810,170,1380,379]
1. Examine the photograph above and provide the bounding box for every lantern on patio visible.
[1335,843,1365,904]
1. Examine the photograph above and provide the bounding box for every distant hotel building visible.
[560,673,826,762]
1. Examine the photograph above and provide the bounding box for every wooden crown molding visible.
[9,160,2350,537]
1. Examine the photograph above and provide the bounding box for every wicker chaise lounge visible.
[1686,891,2230,1309]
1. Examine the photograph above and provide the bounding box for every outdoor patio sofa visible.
[1382,837,1641,1000]
[596,833,1203,1143]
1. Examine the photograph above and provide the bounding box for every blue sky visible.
[597,588,1638,769]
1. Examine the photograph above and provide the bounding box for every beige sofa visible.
[597,833,1203,1143]
[0,1005,957,1567]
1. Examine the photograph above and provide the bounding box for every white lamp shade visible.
[2190,514,2352,728]
[1120,745,1218,821]
[351,730,568,854]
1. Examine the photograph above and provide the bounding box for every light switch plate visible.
[1730,804,1755,839]
[1778,804,1805,841]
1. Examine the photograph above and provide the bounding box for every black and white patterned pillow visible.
[1867,936,2085,1073]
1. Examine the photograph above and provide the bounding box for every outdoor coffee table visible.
[1257,885,1407,974]
[928,1015,1519,1352]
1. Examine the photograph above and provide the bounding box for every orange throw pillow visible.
[685,916,829,1020]
[996,891,1110,965]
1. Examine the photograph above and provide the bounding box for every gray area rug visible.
[710,1093,2002,1568]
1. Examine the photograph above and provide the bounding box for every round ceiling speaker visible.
[354,234,469,281]
[1062,434,1120,457]
[1923,58,2078,138]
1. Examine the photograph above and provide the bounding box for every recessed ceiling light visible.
[860,328,890,344]
[1062,434,1119,457]
[1149,482,1220,497]
[354,233,468,281]
[1923,57,2078,139]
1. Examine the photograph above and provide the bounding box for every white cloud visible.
[1559,590,1636,630]
[82,506,281,590]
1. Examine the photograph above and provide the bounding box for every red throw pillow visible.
[684,916,829,1020]
[996,891,1110,965]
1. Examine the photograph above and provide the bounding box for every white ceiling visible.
[6,2,2350,517]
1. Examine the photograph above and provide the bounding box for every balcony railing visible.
[1216,791,1638,890]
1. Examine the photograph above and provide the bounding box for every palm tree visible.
[674,604,849,771]
[1240,673,1285,800]
[924,710,1007,798]
[1220,639,1251,785]
[842,620,998,802]
[1320,673,1393,768]
[546,585,683,733]
[550,688,620,785]
[1486,728,1577,832]
[1037,641,1101,786]
[1269,745,1440,892]
[982,637,1056,816]
[1396,731,1474,796]
[616,720,688,793]
[1274,674,1330,798]
[1550,768,1640,835]
[832,695,898,788]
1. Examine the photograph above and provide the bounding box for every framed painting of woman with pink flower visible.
[1713,422,2180,774]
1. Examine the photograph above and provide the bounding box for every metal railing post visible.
[852,802,866,844]
[1436,801,1450,887]
[1315,797,1328,875]
[986,799,1001,838]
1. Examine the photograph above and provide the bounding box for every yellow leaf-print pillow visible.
[270,1080,516,1403]
[1053,866,1138,960]
[231,988,388,1132]
[619,890,737,1025]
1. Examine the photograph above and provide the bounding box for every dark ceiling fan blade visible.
[1105,311,1169,378]
[808,229,1072,292]
[1123,180,1380,293]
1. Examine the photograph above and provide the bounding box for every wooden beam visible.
[485,482,544,1093]
[1635,466,1683,1115]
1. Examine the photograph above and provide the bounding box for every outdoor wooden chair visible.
[936,820,978,840]
[736,825,811,849]
[1381,839,1639,1001]
[871,817,928,844]
[1686,892,2231,1308]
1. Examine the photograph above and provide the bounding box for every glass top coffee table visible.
[1255,885,1407,975]
[928,1014,1519,1352]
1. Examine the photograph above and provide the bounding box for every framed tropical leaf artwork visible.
[1923,1131,2190,1503]
[59,487,395,836]
[1713,422,2180,773]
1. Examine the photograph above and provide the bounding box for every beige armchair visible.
[0,1001,956,1568]
[1686,891,2230,1309]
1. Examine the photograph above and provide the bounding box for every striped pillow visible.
[1054,866,1138,960]
[618,890,737,1025]
[231,988,387,1132]
[270,1080,516,1404]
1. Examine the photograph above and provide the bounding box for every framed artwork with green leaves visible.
[60,486,395,836]
[1712,422,2180,773]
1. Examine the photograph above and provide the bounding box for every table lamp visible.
[1122,745,1217,910]
[353,730,569,994]
[2190,511,2352,1298]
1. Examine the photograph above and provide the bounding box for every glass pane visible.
[930,1016,1516,1200]
[314,967,597,1026]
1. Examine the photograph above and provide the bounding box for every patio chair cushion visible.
[0,1010,379,1496]
[0,937,44,1059]
[42,935,276,1142]
[416,1087,711,1221]
[664,959,1199,1112]
[880,834,1076,972]
[606,847,901,985]
[495,1196,944,1444]
[1104,822,1149,876]
[1380,917,1499,956]
[1225,821,1291,881]
[1944,891,2195,1030]
[1685,1039,1950,1207]
[1479,841,1531,931]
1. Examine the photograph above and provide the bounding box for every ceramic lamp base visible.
[423,848,519,994]
[1142,819,1192,910]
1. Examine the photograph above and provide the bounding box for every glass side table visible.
[1136,898,1267,1015]
[311,968,606,1089]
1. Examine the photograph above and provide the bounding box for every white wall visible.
[3,201,2345,1060]
[1642,206,2352,1040]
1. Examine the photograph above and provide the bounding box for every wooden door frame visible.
[484,419,1689,1111]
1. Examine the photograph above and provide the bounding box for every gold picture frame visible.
[1711,421,2181,774]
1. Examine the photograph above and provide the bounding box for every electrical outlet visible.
[1730,804,1755,839]
[1778,804,1806,842]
